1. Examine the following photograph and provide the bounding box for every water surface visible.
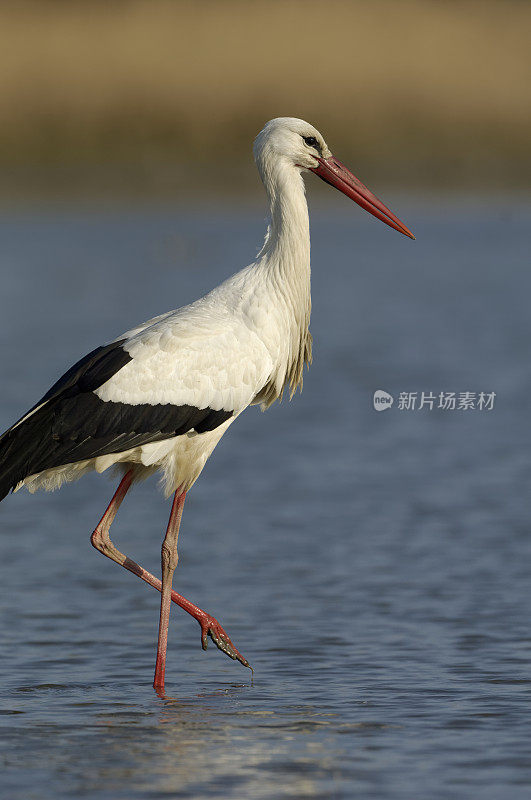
[1,197,530,798]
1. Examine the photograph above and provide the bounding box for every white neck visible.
[259,158,310,267]
[253,156,313,406]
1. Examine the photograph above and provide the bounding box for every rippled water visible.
[1,196,530,799]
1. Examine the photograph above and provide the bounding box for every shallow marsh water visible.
[0,196,531,798]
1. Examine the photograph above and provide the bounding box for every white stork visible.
[0,118,414,693]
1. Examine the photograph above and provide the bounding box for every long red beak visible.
[310,156,415,240]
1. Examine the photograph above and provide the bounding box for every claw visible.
[198,615,252,671]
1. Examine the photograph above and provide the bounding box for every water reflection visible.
[85,684,339,798]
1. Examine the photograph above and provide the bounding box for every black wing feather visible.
[37,340,132,406]
[0,339,233,502]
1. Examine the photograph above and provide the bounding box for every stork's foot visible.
[198,614,252,671]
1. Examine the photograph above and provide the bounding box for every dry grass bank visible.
[0,0,529,191]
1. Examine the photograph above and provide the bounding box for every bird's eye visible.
[302,136,320,150]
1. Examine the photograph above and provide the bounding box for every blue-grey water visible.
[0,195,530,799]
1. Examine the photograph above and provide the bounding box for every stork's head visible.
[254,117,415,240]
[254,117,332,171]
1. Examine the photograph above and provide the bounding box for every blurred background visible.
[2,4,531,800]
[0,0,529,201]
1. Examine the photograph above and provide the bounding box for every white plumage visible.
[0,116,414,690]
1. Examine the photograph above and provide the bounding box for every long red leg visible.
[91,472,250,670]
[153,490,185,692]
